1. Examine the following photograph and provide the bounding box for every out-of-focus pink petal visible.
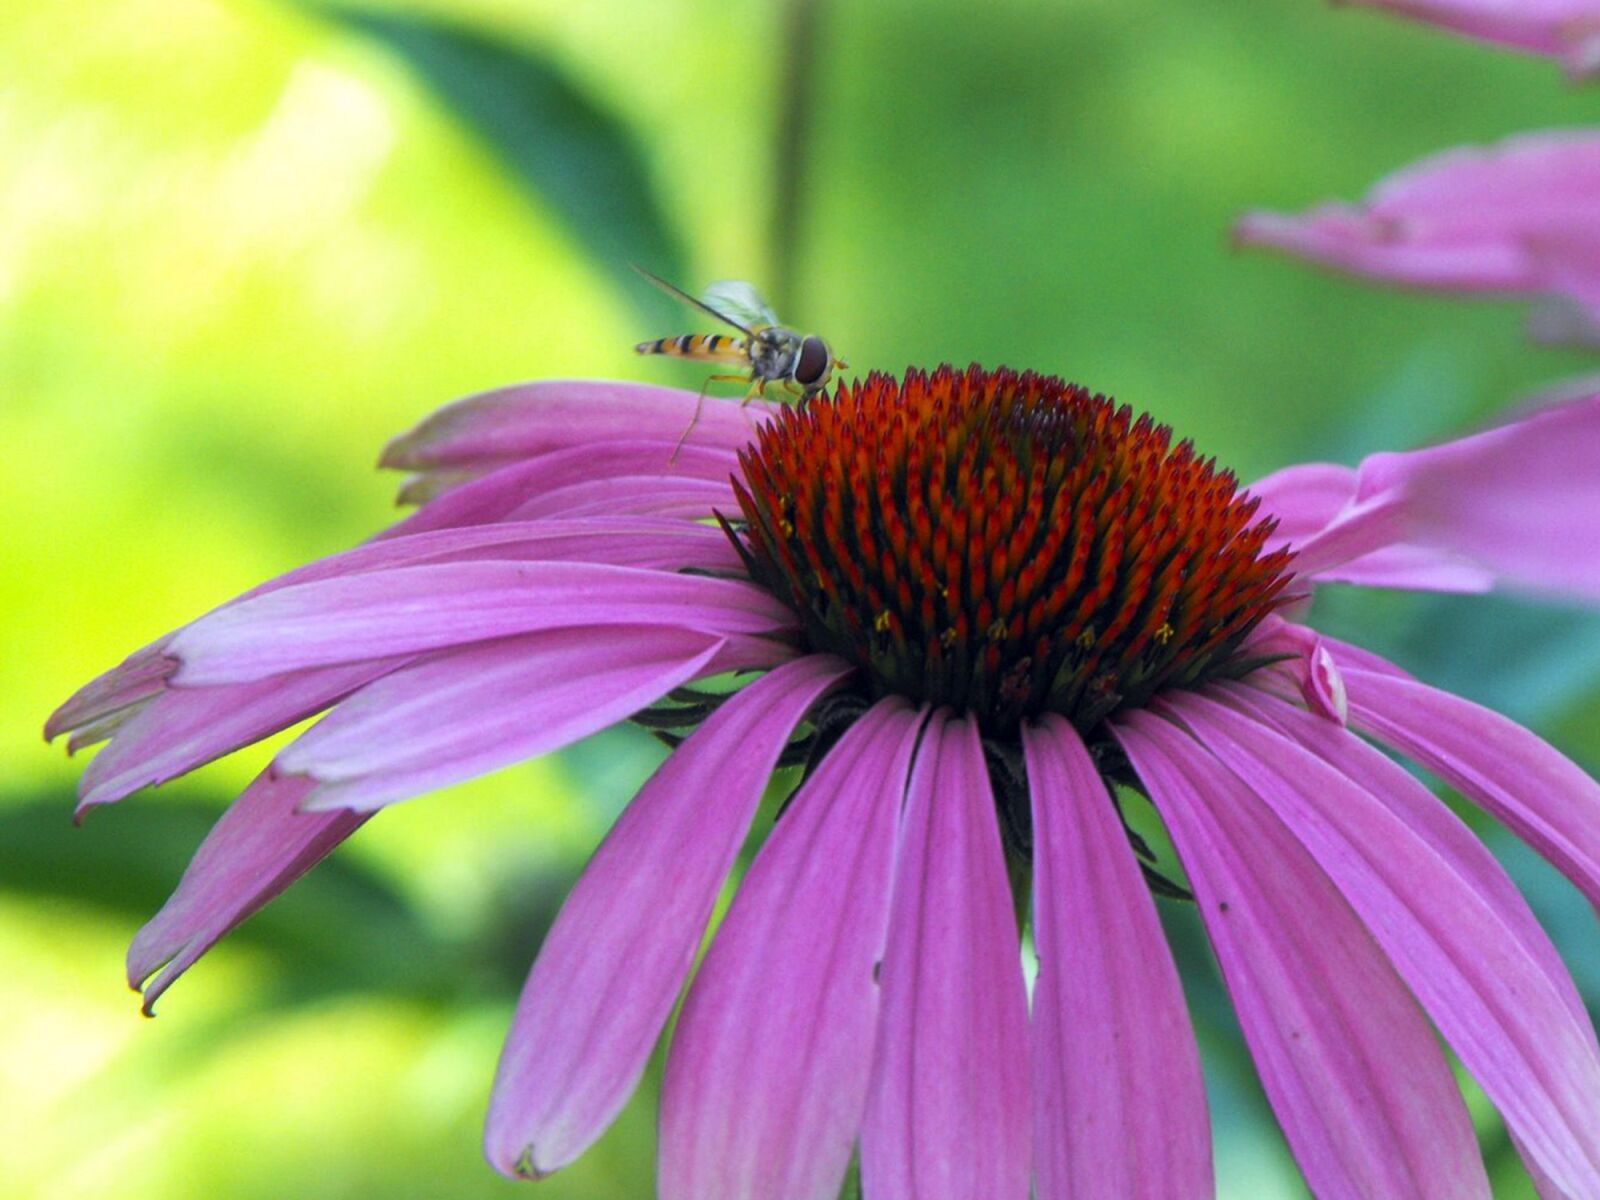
[77,659,406,814]
[128,768,365,1013]
[484,655,854,1180]
[380,380,772,472]
[1341,0,1600,77]
[1235,132,1600,339]
[1234,204,1531,290]
[1330,655,1600,910]
[1022,715,1211,1200]
[658,698,926,1200]
[859,713,1029,1200]
[1119,709,1493,1199]
[1165,691,1600,1194]
[167,561,797,685]
[285,627,724,813]
[1222,682,1595,1039]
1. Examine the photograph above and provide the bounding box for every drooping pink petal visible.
[1221,682,1595,1039]
[484,654,854,1180]
[167,561,797,685]
[858,713,1030,1200]
[47,644,175,743]
[658,698,926,1200]
[47,517,741,748]
[127,768,365,1013]
[77,659,406,814]
[284,627,724,813]
[1022,714,1211,1200]
[1330,655,1600,910]
[379,380,773,473]
[1162,691,1600,1194]
[1339,0,1600,78]
[1118,709,1493,1199]
[1235,131,1600,341]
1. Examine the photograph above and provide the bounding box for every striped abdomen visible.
[635,332,750,363]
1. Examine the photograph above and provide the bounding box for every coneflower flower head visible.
[734,366,1294,737]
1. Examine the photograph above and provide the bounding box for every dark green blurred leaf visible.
[0,789,449,1002]
[321,6,685,315]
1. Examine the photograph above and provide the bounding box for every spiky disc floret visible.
[730,365,1295,737]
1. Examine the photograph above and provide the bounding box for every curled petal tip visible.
[488,1143,556,1182]
[376,435,416,471]
[1307,642,1350,724]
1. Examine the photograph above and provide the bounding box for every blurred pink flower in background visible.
[47,368,1600,1197]
[1236,131,1600,344]
[1340,0,1600,76]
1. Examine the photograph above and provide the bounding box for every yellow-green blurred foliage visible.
[5,0,1599,1196]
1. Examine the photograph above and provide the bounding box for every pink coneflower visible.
[1235,130,1600,345]
[49,367,1600,1197]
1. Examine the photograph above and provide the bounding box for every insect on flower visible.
[633,266,846,457]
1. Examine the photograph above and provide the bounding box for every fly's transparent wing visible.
[703,280,780,328]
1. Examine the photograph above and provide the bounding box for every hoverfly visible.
[634,267,846,457]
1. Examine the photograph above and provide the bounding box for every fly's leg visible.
[670,372,749,466]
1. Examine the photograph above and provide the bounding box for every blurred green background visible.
[5,0,1600,1195]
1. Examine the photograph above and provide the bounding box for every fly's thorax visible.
[749,327,803,383]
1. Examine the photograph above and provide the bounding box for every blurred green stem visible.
[770,0,828,316]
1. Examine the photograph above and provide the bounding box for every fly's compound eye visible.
[794,336,832,388]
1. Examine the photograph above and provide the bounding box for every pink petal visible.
[128,768,365,1012]
[78,659,405,813]
[285,627,724,813]
[1341,0,1600,73]
[1021,715,1211,1200]
[484,654,854,1179]
[1248,463,1494,594]
[1118,709,1492,1199]
[1222,682,1594,1039]
[658,698,926,1200]
[380,380,773,471]
[1373,393,1600,600]
[1333,658,1600,911]
[505,475,734,521]
[1234,131,1600,335]
[389,438,741,510]
[1163,691,1600,1194]
[859,713,1030,1200]
[1246,395,1600,598]
[47,645,175,743]
[167,561,797,685]
[48,517,737,744]
[292,517,745,583]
